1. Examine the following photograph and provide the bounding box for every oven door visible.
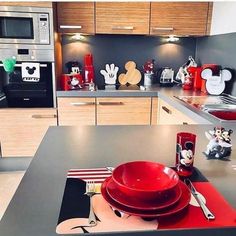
[0,12,40,44]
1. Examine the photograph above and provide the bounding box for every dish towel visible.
[21,62,40,82]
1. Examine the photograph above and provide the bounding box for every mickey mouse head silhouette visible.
[201,68,232,95]
[26,66,36,75]
[177,142,194,167]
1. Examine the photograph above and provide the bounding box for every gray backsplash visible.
[61,34,196,85]
[61,33,236,95]
[196,32,236,96]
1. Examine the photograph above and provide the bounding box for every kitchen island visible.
[0,125,236,236]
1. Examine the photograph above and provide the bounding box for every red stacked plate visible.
[101,161,191,218]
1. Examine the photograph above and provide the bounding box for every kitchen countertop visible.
[0,125,235,236]
[57,85,217,124]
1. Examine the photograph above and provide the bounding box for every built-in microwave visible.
[0,6,52,46]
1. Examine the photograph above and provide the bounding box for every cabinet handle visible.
[98,102,124,106]
[70,102,95,106]
[32,114,57,119]
[0,141,2,158]
[152,27,174,31]
[161,106,172,114]
[112,26,134,30]
[60,25,82,29]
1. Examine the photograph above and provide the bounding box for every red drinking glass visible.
[176,132,196,177]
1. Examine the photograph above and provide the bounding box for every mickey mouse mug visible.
[176,132,196,177]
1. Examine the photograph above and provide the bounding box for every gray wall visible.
[196,32,236,96]
[61,34,196,86]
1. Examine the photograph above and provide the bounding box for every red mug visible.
[176,132,196,177]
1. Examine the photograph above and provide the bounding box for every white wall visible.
[211,2,236,35]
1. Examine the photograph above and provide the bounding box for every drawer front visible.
[96,2,150,35]
[97,97,151,125]
[0,108,57,157]
[158,100,196,125]
[57,97,96,126]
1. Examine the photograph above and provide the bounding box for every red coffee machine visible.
[84,54,95,84]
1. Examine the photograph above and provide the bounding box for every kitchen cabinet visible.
[151,97,158,125]
[96,97,152,125]
[158,99,197,125]
[0,108,57,157]
[0,2,52,7]
[95,2,150,35]
[150,2,212,36]
[56,2,95,34]
[57,97,96,125]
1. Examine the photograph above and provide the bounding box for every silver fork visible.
[85,181,97,226]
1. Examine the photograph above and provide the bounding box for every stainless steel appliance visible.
[0,49,56,107]
[159,67,174,86]
[0,6,53,48]
[0,6,55,107]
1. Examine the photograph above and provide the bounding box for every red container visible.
[60,74,84,90]
[182,75,193,90]
[60,74,71,91]
[176,132,196,177]
[112,161,179,201]
[84,54,93,66]
[84,54,94,83]
[187,66,202,90]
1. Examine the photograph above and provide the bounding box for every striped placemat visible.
[67,168,112,183]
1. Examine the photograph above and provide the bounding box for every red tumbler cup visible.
[176,132,196,177]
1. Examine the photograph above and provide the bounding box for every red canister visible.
[84,54,94,83]
[60,74,71,91]
[188,66,203,91]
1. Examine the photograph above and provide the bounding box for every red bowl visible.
[112,161,179,201]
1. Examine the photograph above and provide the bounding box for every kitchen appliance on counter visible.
[0,48,55,108]
[60,73,84,91]
[159,67,174,86]
[0,6,53,49]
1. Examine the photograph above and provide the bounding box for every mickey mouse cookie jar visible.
[176,132,196,177]
[201,67,232,95]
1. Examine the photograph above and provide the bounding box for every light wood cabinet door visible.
[57,2,95,34]
[97,97,151,125]
[158,99,196,125]
[96,2,150,35]
[0,108,57,157]
[150,2,212,36]
[0,2,52,7]
[57,97,96,125]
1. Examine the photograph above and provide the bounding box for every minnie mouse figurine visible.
[204,127,233,160]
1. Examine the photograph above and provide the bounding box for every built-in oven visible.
[0,46,56,108]
[0,6,52,46]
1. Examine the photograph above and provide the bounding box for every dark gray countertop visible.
[57,85,216,124]
[0,125,236,236]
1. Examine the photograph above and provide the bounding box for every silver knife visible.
[184,179,215,220]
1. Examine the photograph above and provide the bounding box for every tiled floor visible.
[0,171,25,220]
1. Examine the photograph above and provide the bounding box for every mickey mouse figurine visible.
[204,127,233,160]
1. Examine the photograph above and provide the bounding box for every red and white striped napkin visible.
[67,168,112,184]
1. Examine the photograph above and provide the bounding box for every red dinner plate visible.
[101,177,191,218]
[106,176,182,210]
